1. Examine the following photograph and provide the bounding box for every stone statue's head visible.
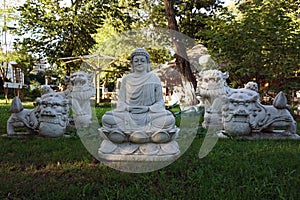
[198,54,216,70]
[41,85,54,95]
[222,89,259,135]
[244,81,258,92]
[130,48,151,72]
[37,92,70,137]
[196,69,229,97]
[39,92,70,119]
[68,71,94,87]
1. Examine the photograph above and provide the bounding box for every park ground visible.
[0,100,299,199]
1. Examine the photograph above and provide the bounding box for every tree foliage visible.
[174,0,224,39]
[0,0,22,89]
[14,0,107,75]
[90,0,225,104]
[92,0,225,58]
[126,0,225,40]
[14,0,224,82]
[202,0,300,93]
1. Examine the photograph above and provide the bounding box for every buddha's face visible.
[132,55,148,73]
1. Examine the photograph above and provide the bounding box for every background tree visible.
[0,0,21,91]
[146,0,226,106]
[92,0,138,47]
[175,0,224,40]
[91,0,226,105]
[92,0,225,62]
[89,0,141,92]
[202,0,300,95]
[14,0,105,75]
[127,0,225,40]
[164,0,197,105]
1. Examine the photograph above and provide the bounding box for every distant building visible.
[33,59,52,72]
[5,61,24,86]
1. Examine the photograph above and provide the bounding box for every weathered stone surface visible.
[197,69,298,139]
[7,96,39,136]
[65,71,95,129]
[98,48,180,161]
[6,71,96,137]
[38,92,70,137]
[273,91,288,109]
[7,88,70,137]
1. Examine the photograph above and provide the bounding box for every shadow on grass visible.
[0,101,299,199]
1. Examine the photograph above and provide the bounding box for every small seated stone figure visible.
[99,48,179,158]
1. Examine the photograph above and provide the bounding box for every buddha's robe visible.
[102,72,175,133]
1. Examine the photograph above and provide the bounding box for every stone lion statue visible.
[65,71,95,128]
[196,69,231,110]
[223,89,296,136]
[7,96,39,135]
[37,92,70,137]
[197,69,298,138]
[7,90,69,137]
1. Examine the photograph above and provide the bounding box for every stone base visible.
[2,132,36,137]
[2,133,71,138]
[98,154,180,173]
[98,139,180,162]
[98,151,180,162]
[99,127,180,144]
[216,131,229,139]
[239,131,300,140]
[224,130,300,140]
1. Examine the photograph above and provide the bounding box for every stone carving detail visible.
[197,69,298,139]
[98,48,180,160]
[7,87,70,137]
[223,88,297,136]
[6,71,96,137]
[65,71,95,129]
[196,69,231,111]
[196,69,231,129]
[7,96,39,135]
[37,92,70,137]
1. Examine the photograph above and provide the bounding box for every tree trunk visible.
[164,0,197,106]
[0,61,9,101]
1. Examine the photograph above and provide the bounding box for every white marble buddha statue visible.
[101,48,178,145]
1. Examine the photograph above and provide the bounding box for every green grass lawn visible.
[0,100,299,199]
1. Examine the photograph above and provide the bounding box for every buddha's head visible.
[130,48,151,73]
